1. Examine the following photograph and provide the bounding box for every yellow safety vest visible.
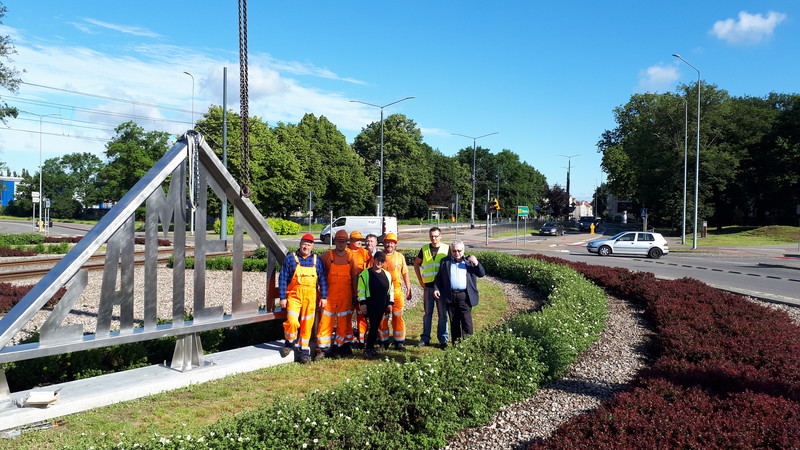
[420,244,447,284]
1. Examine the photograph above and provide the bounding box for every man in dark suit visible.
[433,240,486,344]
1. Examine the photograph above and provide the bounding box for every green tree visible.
[424,150,471,219]
[494,149,547,219]
[96,122,172,202]
[352,114,434,218]
[0,2,21,124]
[197,106,305,219]
[38,152,104,218]
[544,184,570,218]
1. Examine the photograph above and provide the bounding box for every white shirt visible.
[449,259,468,290]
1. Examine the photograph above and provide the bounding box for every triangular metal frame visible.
[0,131,288,399]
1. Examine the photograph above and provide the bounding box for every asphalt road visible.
[4,219,798,306]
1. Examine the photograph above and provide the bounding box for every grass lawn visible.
[672,225,800,247]
[11,279,508,449]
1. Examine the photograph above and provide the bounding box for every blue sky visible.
[1,1,798,204]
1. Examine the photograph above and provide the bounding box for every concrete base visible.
[0,341,291,431]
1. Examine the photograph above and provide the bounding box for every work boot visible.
[339,344,353,357]
[438,342,448,350]
[313,348,326,362]
[395,342,406,351]
[279,345,292,358]
[328,347,341,359]
[352,341,363,350]
[298,356,311,364]
[416,341,428,347]
[381,341,390,350]
[364,348,379,359]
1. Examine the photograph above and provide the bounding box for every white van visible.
[320,216,398,244]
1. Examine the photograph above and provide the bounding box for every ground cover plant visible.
[523,254,800,448]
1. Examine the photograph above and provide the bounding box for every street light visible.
[673,54,701,249]
[680,97,688,246]
[183,71,195,129]
[452,132,498,227]
[559,154,579,199]
[350,97,415,217]
[21,110,61,232]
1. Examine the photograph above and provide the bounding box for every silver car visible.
[587,231,669,259]
[539,222,565,236]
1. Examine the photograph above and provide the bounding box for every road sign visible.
[517,206,529,217]
[641,208,647,218]
[32,191,40,202]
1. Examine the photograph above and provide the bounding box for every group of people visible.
[278,227,485,363]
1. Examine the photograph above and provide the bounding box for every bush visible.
[267,218,301,235]
[523,253,800,448]
[0,233,44,247]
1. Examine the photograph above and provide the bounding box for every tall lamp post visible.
[350,97,415,217]
[673,54,701,249]
[452,132,498,227]
[559,154,579,199]
[680,97,688,246]
[21,110,61,231]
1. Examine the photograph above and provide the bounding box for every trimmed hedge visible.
[109,251,607,449]
[524,254,800,448]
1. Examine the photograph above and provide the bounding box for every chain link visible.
[238,0,252,197]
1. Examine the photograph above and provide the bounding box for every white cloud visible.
[0,36,376,173]
[635,64,680,93]
[81,18,162,38]
[710,11,787,45]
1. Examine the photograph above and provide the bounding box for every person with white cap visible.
[278,234,327,364]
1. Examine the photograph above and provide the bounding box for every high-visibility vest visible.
[420,244,447,284]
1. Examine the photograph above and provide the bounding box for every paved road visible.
[412,223,800,306]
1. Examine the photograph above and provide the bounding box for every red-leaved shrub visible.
[522,253,800,448]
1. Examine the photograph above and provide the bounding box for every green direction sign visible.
[517,206,529,217]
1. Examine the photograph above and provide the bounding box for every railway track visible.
[0,248,251,282]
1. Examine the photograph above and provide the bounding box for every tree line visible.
[599,82,800,228]
[4,107,552,221]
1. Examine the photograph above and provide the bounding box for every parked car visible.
[320,216,397,244]
[586,231,669,259]
[578,216,598,232]
[539,222,565,236]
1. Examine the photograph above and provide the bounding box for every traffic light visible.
[490,198,501,211]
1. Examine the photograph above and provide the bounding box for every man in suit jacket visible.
[433,240,486,343]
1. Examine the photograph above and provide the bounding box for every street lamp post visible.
[680,97,688,246]
[452,132,498,227]
[350,97,415,218]
[559,154,579,202]
[21,110,61,232]
[673,54,701,249]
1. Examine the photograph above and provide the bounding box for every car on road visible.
[586,231,669,259]
[539,222,565,236]
[578,216,598,232]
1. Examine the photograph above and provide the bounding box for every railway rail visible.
[0,249,254,282]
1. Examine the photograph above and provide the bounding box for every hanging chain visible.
[238,0,252,197]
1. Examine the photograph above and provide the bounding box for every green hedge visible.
[117,252,607,449]
[213,217,301,236]
[0,233,44,247]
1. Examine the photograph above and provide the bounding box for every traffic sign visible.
[641,208,647,218]
[32,191,40,202]
[517,206,529,217]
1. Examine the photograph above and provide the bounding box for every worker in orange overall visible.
[378,232,412,350]
[347,230,372,349]
[278,234,327,364]
[315,230,356,360]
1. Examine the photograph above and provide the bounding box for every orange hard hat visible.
[349,230,364,240]
[383,232,398,243]
[334,230,349,241]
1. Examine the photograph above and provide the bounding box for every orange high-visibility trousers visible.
[379,287,405,345]
[284,258,318,353]
[317,260,354,349]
